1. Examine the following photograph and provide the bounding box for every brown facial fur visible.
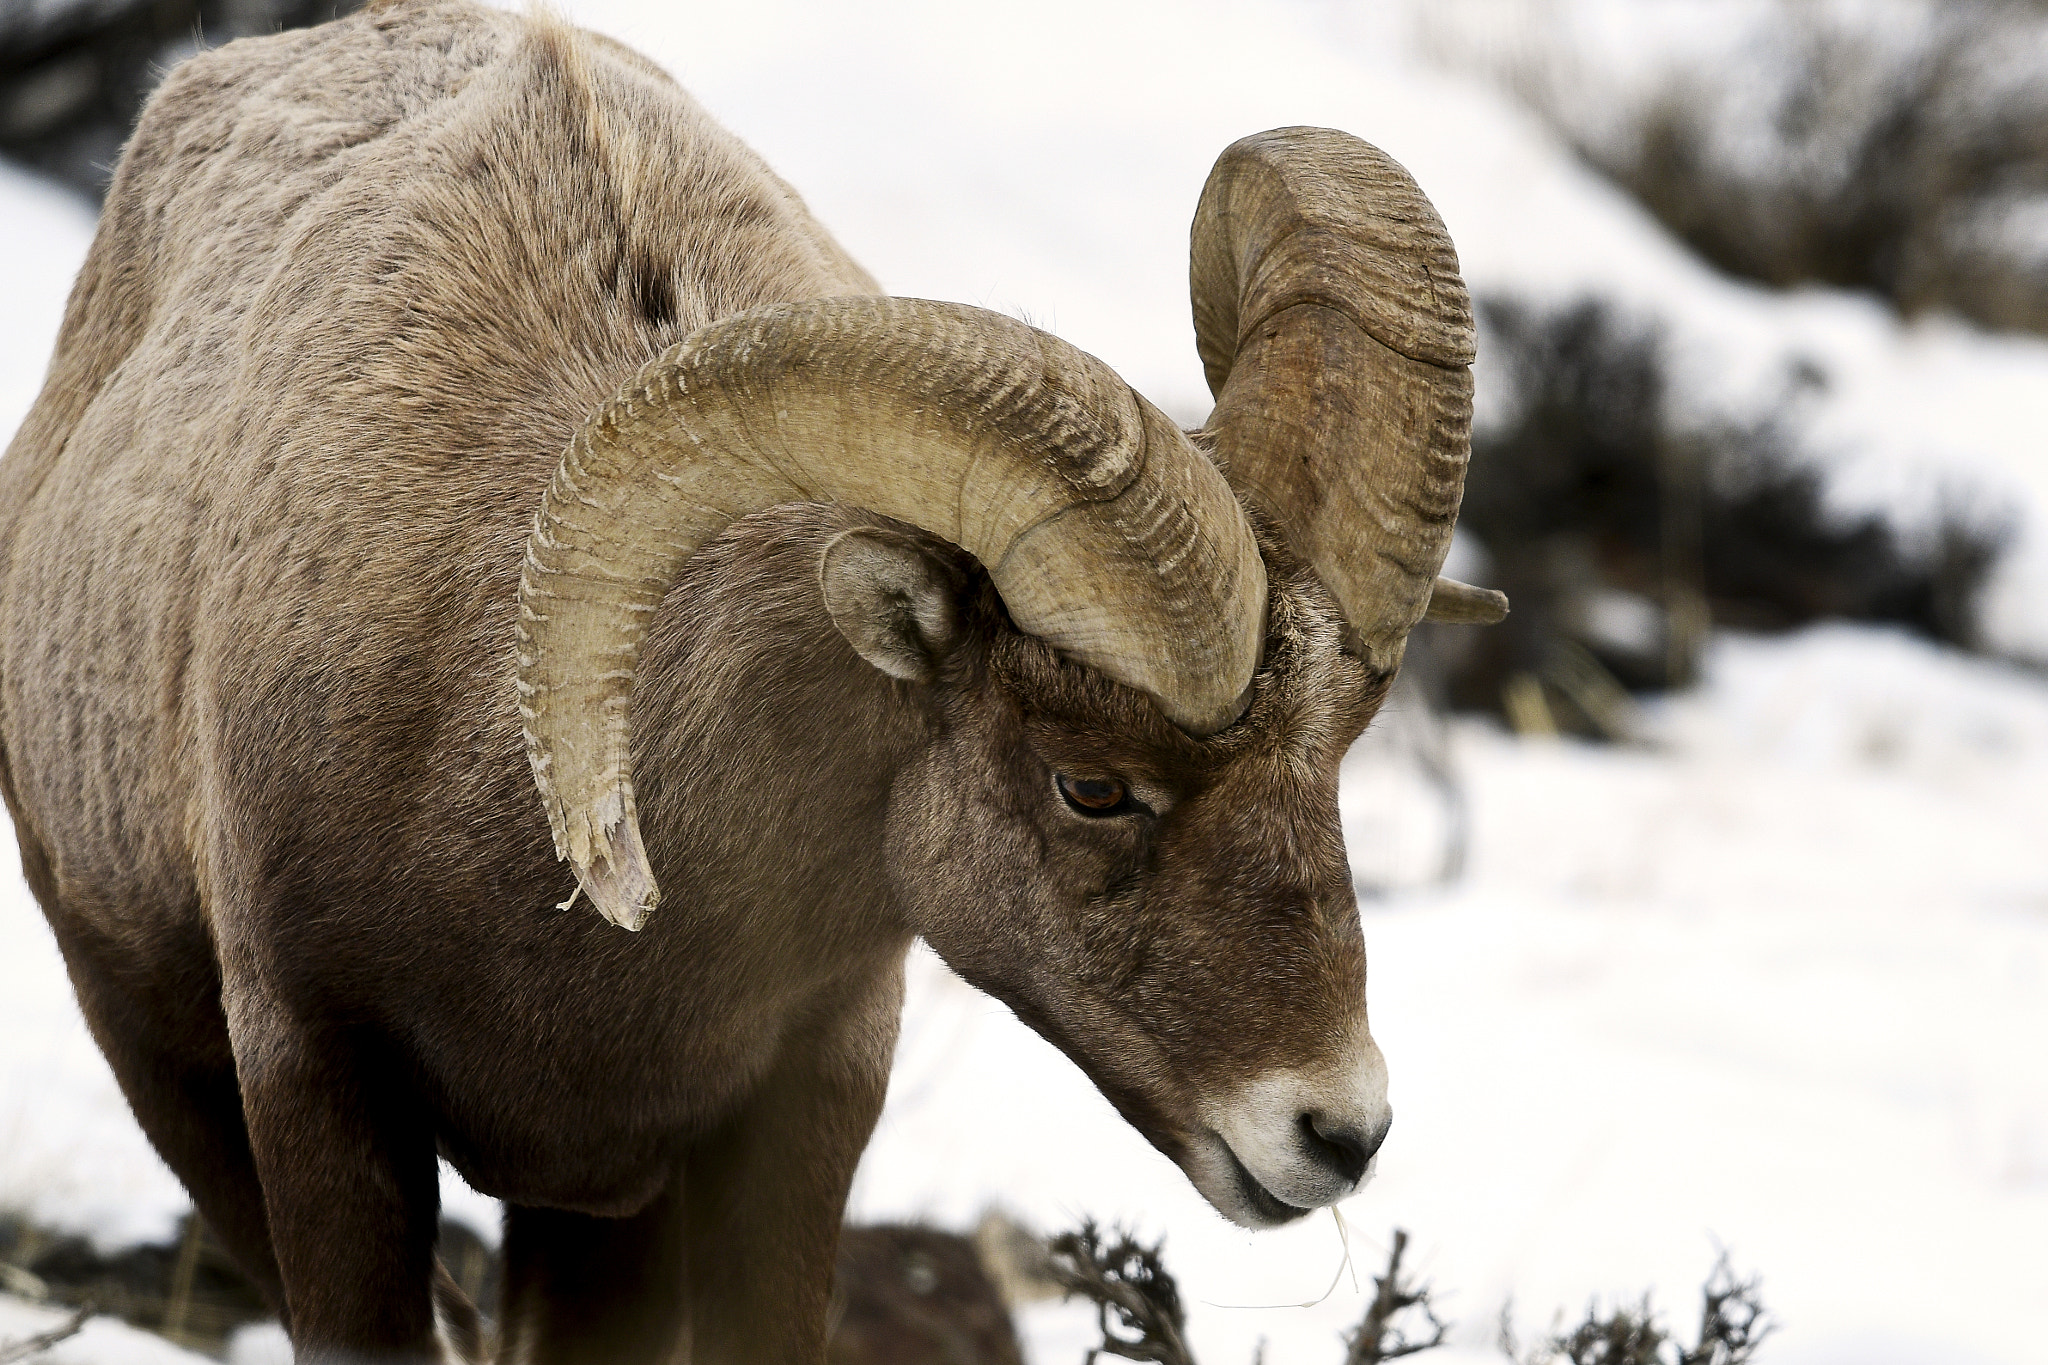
[0,2,1392,1360]
[892,534,1384,1162]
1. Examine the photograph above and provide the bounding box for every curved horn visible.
[1191,126,1500,677]
[519,296,1266,929]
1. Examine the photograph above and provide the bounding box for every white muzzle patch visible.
[1188,1029,1391,1228]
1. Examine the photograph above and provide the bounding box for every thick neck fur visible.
[629,506,933,987]
[391,504,934,1210]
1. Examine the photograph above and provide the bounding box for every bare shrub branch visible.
[1046,1222,1196,1365]
[1344,1229,1449,1365]
[1504,1252,1774,1365]
[1678,1253,1774,1365]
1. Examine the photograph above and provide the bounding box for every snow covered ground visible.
[856,625,2048,1364]
[3,3,2045,1363]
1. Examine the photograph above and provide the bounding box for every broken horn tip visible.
[596,888,657,932]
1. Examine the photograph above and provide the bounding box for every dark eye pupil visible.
[1059,775,1127,812]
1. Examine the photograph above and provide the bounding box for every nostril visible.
[1297,1111,1378,1186]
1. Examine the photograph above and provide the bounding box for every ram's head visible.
[517,128,1503,1226]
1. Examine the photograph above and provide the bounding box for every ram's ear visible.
[820,527,960,684]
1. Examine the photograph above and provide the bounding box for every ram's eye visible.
[1056,773,1132,817]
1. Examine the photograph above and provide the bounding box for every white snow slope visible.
[2,3,2045,1364]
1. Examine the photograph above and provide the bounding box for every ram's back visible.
[0,0,875,933]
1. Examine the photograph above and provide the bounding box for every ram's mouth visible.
[1211,1129,1314,1227]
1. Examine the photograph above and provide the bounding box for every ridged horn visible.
[1191,126,1502,677]
[518,296,1267,929]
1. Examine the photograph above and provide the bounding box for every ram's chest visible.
[402,980,788,1215]
[360,904,904,1216]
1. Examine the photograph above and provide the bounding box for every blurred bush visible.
[1,1207,274,1353]
[1435,296,2009,733]
[0,0,361,198]
[1530,1,2048,336]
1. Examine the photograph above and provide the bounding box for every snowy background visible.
[3,1,2046,1362]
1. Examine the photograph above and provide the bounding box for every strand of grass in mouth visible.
[1201,1206,1360,1309]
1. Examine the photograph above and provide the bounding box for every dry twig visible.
[1343,1229,1448,1365]
[0,1303,92,1365]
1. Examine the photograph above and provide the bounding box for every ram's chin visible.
[1180,1131,1318,1229]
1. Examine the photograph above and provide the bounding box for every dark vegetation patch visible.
[0,0,365,199]
[1437,295,2010,734]
[0,1206,491,1355]
[1551,1,2048,336]
[0,1208,1024,1361]
[0,1203,1774,1365]
[1,1207,271,1353]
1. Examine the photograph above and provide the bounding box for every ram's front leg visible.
[224,969,448,1363]
[682,962,905,1364]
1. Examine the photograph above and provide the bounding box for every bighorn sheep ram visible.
[0,1,1504,1359]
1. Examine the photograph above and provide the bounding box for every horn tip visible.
[575,810,661,931]
[1424,576,1510,625]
